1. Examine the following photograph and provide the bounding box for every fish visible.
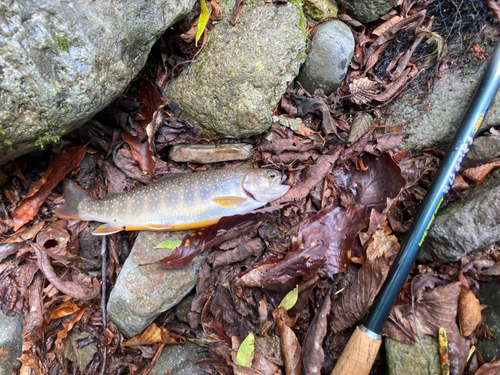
[55,168,289,235]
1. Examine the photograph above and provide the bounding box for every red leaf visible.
[122,131,155,176]
[12,145,87,231]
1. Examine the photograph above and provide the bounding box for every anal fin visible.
[93,224,124,235]
[212,196,248,208]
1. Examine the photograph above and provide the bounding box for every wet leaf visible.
[196,0,210,45]
[54,307,87,363]
[348,78,379,105]
[236,333,254,368]
[12,145,86,231]
[49,300,81,320]
[154,239,182,250]
[278,285,298,311]
[148,114,202,156]
[458,287,482,337]
[273,307,302,375]
[135,79,166,138]
[302,291,331,375]
[35,221,72,264]
[348,112,373,145]
[290,94,338,137]
[331,257,390,332]
[372,15,404,36]
[122,131,155,176]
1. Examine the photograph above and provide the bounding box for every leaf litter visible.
[0,0,499,374]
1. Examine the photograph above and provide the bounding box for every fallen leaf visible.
[348,77,379,105]
[124,323,162,346]
[273,307,302,375]
[279,285,299,311]
[302,291,331,375]
[462,158,500,184]
[154,239,182,249]
[236,333,255,368]
[476,359,500,375]
[372,15,404,36]
[458,287,482,337]
[470,44,488,60]
[49,300,81,320]
[12,145,86,231]
[348,112,373,145]
[122,131,155,176]
[196,0,210,45]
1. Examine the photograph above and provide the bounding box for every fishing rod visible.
[331,41,500,375]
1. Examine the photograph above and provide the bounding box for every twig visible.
[100,236,107,375]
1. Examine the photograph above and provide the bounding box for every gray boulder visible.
[0,0,195,164]
[418,169,500,263]
[388,62,500,152]
[296,20,354,96]
[149,341,206,375]
[303,0,338,21]
[0,311,23,375]
[166,0,306,137]
[347,0,398,23]
[385,336,441,375]
[107,230,206,338]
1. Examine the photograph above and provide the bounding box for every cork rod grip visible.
[331,326,382,375]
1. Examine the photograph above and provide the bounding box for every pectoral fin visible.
[93,224,124,235]
[212,196,248,208]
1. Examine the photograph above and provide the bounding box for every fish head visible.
[242,169,290,203]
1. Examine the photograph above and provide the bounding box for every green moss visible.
[35,122,66,149]
[56,36,71,52]
[299,52,308,58]
[1,140,13,151]
[0,126,5,136]
[289,0,307,37]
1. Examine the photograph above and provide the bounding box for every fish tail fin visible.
[54,179,93,220]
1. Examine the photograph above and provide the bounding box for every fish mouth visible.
[244,188,257,201]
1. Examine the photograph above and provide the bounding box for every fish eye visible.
[267,171,278,179]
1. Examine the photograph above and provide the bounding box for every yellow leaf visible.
[236,333,255,368]
[196,0,210,46]
[278,285,298,311]
[124,323,162,346]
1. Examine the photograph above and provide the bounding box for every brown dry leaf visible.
[273,307,302,375]
[365,227,400,261]
[487,0,500,22]
[462,158,500,184]
[347,112,373,145]
[331,257,391,332]
[2,221,45,244]
[348,77,379,105]
[12,145,87,231]
[124,323,162,346]
[49,300,81,320]
[373,67,411,102]
[471,44,488,60]
[122,131,155,176]
[476,359,500,375]
[302,292,331,375]
[35,221,72,264]
[54,307,87,361]
[372,15,404,36]
[458,287,482,337]
[421,30,448,59]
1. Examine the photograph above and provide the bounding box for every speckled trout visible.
[55,168,289,235]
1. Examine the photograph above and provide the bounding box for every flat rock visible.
[166,0,306,137]
[387,61,500,152]
[296,20,354,95]
[149,341,206,375]
[168,143,252,164]
[418,169,500,263]
[0,0,195,163]
[107,230,206,338]
[0,311,23,375]
[385,336,441,375]
[476,282,500,362]
[347,0,398,23]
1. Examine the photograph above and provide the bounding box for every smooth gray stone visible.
[107,230,206,338]
[149,341,206,375]
[419,169,500,263]
[347,0,398,23]
[387,60,500,152]
[296,20,354,95]
[476,282,500,362]
[166,0,306,137]
[0,311,23,375]
[0,0,195,163]
[385,336,441,375]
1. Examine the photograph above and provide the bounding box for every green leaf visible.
[196,0,209,46]
[278,285,298,311]
[236,333,254,368]
[154,239,182,249]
